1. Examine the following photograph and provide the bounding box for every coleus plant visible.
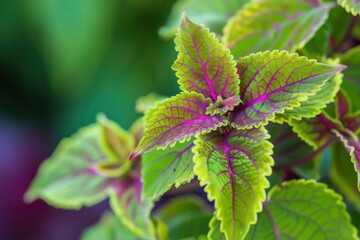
[25,0,360,239]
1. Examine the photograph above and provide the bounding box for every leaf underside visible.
[233,50,344,129]
[194,126,274,239]
[246,180,359,240]
[223,0,332,58]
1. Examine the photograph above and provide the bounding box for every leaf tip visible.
[336,64,347,72]
[23,190,36,204]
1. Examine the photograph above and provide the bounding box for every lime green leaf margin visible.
[338,0,360,16]
[24,116,133,209]
[246,180,359,239]
[193,126,273,239]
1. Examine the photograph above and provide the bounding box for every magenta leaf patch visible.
[131,92,227,159]
[173,14,240,103]
[232,51,345,129]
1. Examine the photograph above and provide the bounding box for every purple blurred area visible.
[0,117,108,240]
[0,0,177,239]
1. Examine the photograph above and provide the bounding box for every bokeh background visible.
[0,1,180,239]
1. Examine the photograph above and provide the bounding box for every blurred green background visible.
[0,0,180,239]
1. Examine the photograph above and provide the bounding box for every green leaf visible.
[109,180,155,239]
[159,0,249,39]
[173,14,240,103]
[331,142,360,211]
[193,126,274,239]
[232,50,345,129]
[246,180,359,239]
[131,92,227,159]
[332,129,360,190]
[80,213,139,240]
[338,0,360,15]
[289,112,342,149]
[156,196,212,239]
[274,58,343,123]
[223,0,333,58]
[328,6,353,45]
[142,139,195,200]
[24,117,133,209]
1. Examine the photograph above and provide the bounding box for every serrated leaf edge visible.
[267,179,359,240]
[232,50,345,130]
[193,126,274,239]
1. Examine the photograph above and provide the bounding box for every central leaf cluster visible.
[133,14,344,240]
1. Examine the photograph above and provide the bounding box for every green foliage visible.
[159,0,250,39]
[246,180,358,239]
[25,1,360,239]
[223,0,332,58]
[331,142,360,210]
